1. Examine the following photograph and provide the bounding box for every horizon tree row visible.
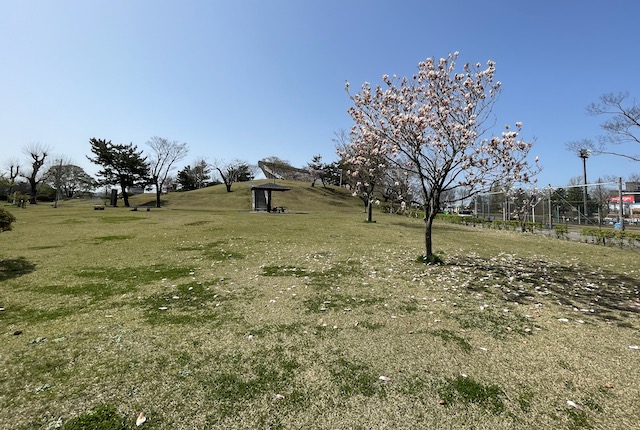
[0,137,263,208]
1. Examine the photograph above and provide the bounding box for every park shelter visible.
[251,183,291,212]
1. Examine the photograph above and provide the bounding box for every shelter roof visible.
[251,183,291,191]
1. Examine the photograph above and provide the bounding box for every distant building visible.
[626,181,640,192]
[608,182,640,222]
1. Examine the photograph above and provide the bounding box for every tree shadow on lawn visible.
[448,255,640,323]
[0,257,36,282]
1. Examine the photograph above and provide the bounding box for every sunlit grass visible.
[1,185,639,429]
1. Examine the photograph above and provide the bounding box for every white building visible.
[609,182,640,223]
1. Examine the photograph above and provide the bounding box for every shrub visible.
[580,227,640,248]
[11,193,29,207]
[523,222,542,232]
[0,208,16,232]
[554,224,568,238]
[581,227,614,245]
[628,231,640,248]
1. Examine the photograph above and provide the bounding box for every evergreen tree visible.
[87,138,149,207]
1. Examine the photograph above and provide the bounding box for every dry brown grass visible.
[1,184,639,429]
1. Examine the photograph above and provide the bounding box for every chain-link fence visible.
[473,180,640,229]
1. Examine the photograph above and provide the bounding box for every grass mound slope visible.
[1,186,639,429]
[128,179,362,213]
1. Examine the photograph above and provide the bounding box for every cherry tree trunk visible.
[423,214,436,259]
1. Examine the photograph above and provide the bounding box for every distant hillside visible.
[128,179,361,213]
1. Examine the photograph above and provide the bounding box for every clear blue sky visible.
[1,0,639,187]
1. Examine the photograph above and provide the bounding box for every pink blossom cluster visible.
[343,52,538,198]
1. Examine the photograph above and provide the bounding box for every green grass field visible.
[1,180,639,429]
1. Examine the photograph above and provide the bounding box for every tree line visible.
[0,135,350,210]
[0,137,269,208]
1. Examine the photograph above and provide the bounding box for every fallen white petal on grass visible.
[274,394,285,401]
[379,375,392,382]
[567,400,583,411]
[629,345,639,350]
[158,307,168,311]
[136,412,146,426]
[558,318,569,323]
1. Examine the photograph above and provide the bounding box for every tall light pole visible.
[579,148,590,224]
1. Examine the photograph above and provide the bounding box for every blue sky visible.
[1,0,639,187]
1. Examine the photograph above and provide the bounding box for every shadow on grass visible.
[0,257,36,282]
[449,255,640,323]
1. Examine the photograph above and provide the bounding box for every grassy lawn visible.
[1,181,639,429]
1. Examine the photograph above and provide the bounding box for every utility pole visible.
[618,177,625,231]
[579,149,590,224]
[548,186,553,230]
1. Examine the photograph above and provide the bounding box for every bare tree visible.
[45,156,72,208]
[21,143,51,204]
[585,92,640,162]
[43,160,94,203]
[146,137,189,208]
[591,176,617,225]
[214,159,256,193]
